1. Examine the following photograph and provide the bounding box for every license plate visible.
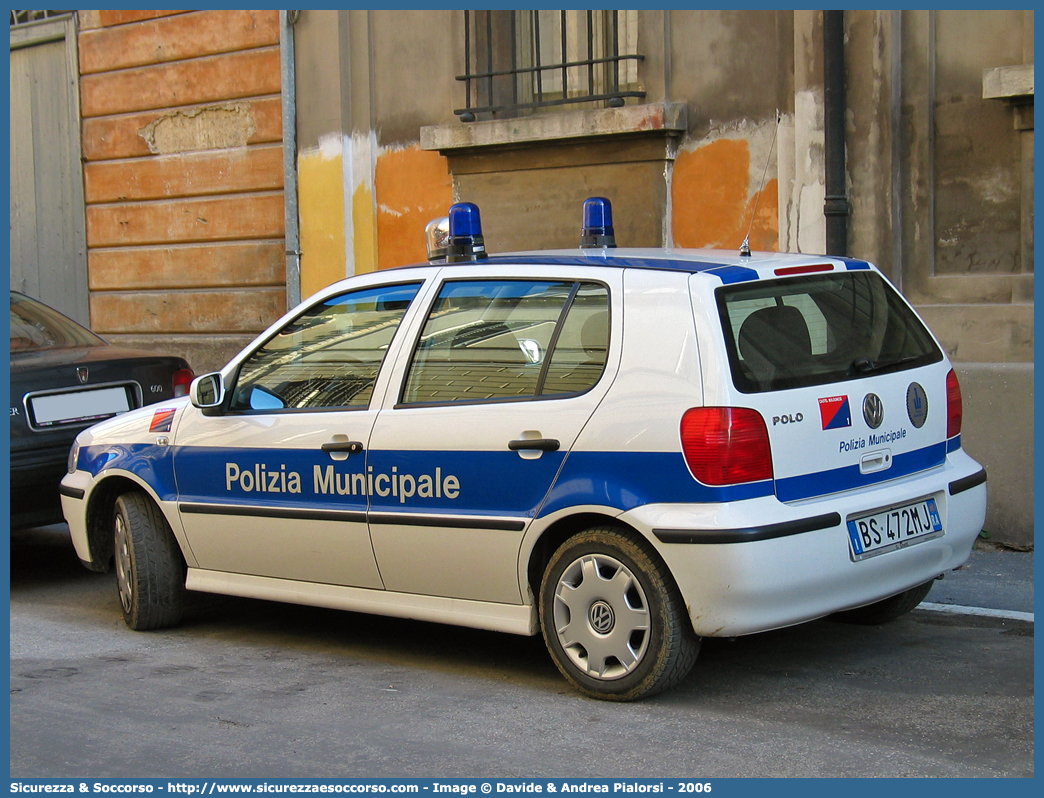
[847,497,943,560]
[29,385,132,428]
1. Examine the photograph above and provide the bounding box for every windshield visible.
[10,291,104,352]
[717,271,943,393]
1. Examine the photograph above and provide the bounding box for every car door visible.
[173,278,429,588]
[365,268,622,604]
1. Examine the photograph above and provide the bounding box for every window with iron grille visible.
[9,10,71,27]
[456,10,644,122]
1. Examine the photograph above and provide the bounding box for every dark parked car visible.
[9,290,193,528]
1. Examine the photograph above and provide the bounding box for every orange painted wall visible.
[671,138,778,252]
[375,145,454,270]
[79,9,285,370]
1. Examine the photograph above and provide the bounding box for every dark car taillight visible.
[681,407,773,485]
[173,368,194,397]
[946,369,963,439]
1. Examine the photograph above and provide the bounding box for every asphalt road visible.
[9,524,1034,778]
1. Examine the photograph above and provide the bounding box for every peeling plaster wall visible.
[672,120,779,251]
[668,11,790,254]
[374,145,454,270]
[293,10,456,294]
[298,135,349,300]
[786,11,827,256]
[78,9,286,373]
[932,10,1026,276]
[845,10,895,281]
[297,135,452,298]
[140,103,258,154]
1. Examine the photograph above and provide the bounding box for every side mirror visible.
[190,373,225,412]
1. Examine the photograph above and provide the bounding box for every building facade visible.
[8,9,1033,547]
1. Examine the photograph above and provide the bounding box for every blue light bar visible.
[446,202,487,261]
[580,197,616,249]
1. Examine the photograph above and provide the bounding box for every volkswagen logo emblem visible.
[862,393,884,429]
[76,366,89,384]
[907,382,929,428]
[588,600,615,635]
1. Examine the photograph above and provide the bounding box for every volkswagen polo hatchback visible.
[61,200,986,700]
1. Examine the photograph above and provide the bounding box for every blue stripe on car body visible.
[80,444,179,502]
[775,442,947,502]
[81,439,950,519]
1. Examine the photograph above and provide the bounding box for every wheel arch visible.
[523,510,649,604]
[84,472,185,573]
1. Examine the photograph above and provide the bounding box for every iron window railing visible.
[456,10,644,122]
[10,10,72,27]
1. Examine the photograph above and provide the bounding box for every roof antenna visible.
[740,110,780,258]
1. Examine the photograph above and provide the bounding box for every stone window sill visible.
[982,64,1034,101]
[420,102,687,154]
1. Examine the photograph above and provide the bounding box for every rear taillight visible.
[946,368,963,439]
[173,368,195,397]
[680,407,773,485]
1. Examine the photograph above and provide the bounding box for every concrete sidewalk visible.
[927,545,1035,616]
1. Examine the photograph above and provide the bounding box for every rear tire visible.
[113,491,185,630]
[831,579,935,625]
[539,526,699,701]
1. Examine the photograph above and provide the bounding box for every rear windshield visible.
[10,291,103,351]
[716,271,942,393]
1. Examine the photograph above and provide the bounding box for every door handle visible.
[321,440,364,454]
[508,438,560,452]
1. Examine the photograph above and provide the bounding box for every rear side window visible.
[10,291,103,351]
[717,272,942,393]
[401,279,609,405]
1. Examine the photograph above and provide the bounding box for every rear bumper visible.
[622,449,987,637]
[9,448,69,527]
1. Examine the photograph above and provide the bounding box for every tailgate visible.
[711,268,950,502]
[756,366,951,501]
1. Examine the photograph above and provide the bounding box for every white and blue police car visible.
[61,199,987,700]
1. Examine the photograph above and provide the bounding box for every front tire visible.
[539,526,699,701]
[113,491,185,631]
[831,579,935,625]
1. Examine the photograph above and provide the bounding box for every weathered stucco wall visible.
[293,10,454,297]
[79,9,286,372]
[885,11,1033,547]
[957,364,1034,549]
[667,11,789,252]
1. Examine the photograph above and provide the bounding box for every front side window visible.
[401,279,609,405]
[718,272,942,393]
[229,283,422,412]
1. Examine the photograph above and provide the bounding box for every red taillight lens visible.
[173,368,195,397]
[680,407,773,486]
[946,368,963,439]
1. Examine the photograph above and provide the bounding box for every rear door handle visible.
[321,440,364,454]
[508,438,560,452]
